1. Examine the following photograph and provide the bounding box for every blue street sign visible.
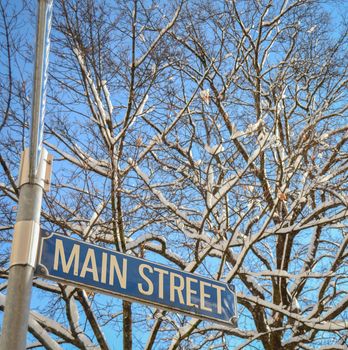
[36,232,237,326]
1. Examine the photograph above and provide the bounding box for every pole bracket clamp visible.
[18,148,53,192]
[9,221,40,268]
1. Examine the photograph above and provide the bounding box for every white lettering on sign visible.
[52,239,128,289]
[138,264,154,295]
[136,264,226,314]
[186,276,198,308]
[80,248,99,281]
[52,237,227,316]
[212,284,225,314]
[109,255,127,288]
[101,252,108,283]
[153,267,168,299]
[53,239,80,276]
[170,272,185,304]
[200,281,212,312]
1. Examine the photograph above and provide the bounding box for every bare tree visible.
[1,0,348,349]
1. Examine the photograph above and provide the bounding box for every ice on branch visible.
[204,143,224,154]
[200,89,210,105]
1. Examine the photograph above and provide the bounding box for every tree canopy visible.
[1,0,348,349]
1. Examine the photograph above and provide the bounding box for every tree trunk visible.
[123,300,132,350]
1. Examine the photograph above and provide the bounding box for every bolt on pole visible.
[0,1,53,349]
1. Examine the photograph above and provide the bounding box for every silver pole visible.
[0,183,44,350]
[0,1,53,349]
[29,0,53,182]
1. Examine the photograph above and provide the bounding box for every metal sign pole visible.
[0,1,53,349]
